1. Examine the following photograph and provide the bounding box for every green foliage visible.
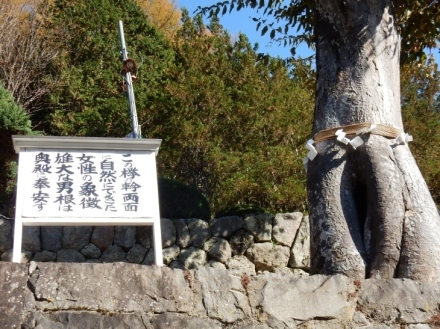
[0,83,32,134]
[152,12,314,214]
[45,0,174,137]
[215,204,266,218]
[395,0,440,63]
[158,177,211,220]
[401,57,440,204]
[0,83,33,214]
[33,3,314,215]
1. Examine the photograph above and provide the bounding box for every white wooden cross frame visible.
[11,136,163,265]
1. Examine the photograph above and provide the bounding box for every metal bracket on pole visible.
[119,20,141,139]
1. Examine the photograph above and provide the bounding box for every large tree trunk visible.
[308,0,440,281]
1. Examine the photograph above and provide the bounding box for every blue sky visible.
[178,1,439,64]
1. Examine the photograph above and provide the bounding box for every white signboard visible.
[23,150,156,217]
[12,136,163,265]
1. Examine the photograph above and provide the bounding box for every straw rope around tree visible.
[312,123,402,144]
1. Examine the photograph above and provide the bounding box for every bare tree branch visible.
[0,0,58,114]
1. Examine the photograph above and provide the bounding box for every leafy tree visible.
[44,0,174,138]
[0,83,34,215]
[136,0,181,39]
[401,57,440,205]
[200,1,439,63]
[151,12,314,214]
[203,0,440,281]
[9,0,181,39]
[30,2,313,215]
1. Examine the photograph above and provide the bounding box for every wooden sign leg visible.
[12,219,23,263]
[153,220,163,266]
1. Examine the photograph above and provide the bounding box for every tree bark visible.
[308,0,440,281]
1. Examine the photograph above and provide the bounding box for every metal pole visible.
[118,20,141,139]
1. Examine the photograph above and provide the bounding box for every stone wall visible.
[0,213,310,276]
[2,214,439,328]
[1,261,440,328]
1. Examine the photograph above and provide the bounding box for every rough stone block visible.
[203,237,232,264]
[178,246,207,269]
[126,244,148,264]
[248,274,356,323]
[207,260,227,270]
[0,263,27,329]
[273,268,309,278]
[226,255,256,276]
[195,266,251,323]
[0,218,13,253]
[136,225,152,249]
[57,249,86,263]
[161,218,176,248]
[210,216,244,238]
[100,245,127,263]
[289,215,310,269]
[91,226,114,251]
[114,226,136,249]
[63,226,92,250]
[173,218,190,248]
[28,263,194,314]
[169,260,185,270]
[142,247,155,265]
[33,250,57,262]
[23,226,41,253]
[358,278,440,325]
[41,226,63,252]
[272,212,302,247]
[186,218,210,248]
[80,243,101,259]
[162,245,180,265]
[244,213,272,242]
[229,229,254,255]
[245,242,290,272]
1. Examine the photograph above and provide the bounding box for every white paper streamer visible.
[302,157,308,171]
[305,139,318,160]
[349,136,364,149]
[335,129,350,144]
[396,132,413,145]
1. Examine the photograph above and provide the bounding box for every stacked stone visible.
[0,223,154,265]
[166,213,311,276]
[0,213,311,275]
